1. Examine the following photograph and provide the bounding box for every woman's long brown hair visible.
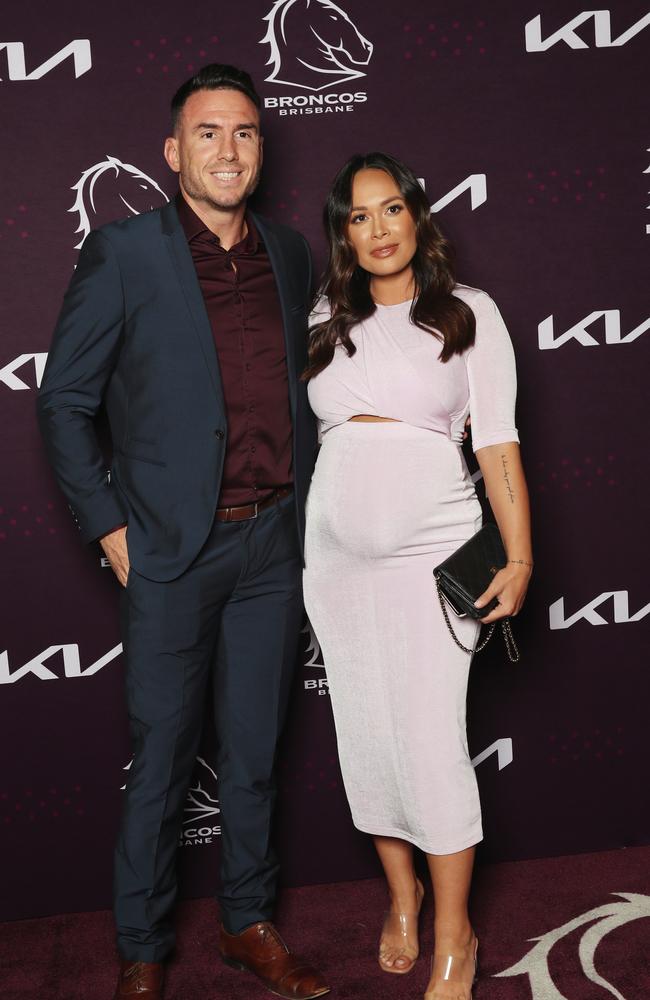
[303,152,476,381]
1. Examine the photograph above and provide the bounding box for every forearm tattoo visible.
[501,453,515,504]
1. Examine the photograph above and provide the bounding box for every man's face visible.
[164,88,263,211]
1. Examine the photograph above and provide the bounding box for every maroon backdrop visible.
[1,0,648,921]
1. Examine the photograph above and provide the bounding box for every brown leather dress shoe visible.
[219,921,330,999]
[113,960,164,999]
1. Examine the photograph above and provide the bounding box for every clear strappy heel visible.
[378,879,424,975]
[378,911,420,974]
[423,936,478,999]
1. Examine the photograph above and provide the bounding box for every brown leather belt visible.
[215,487,293,523]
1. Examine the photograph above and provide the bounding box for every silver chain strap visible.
[500,617,520,662]
[435,576,520,662]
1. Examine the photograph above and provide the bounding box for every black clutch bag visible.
[433,523,520,661]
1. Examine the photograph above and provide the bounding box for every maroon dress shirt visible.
[176,193,293,507]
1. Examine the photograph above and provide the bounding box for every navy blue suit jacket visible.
[37,199,317,581]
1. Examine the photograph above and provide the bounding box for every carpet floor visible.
[2,846,648,1000]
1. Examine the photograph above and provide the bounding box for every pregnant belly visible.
[306,421,481,561]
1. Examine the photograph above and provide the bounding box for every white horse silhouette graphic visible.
[495,892,650,999]
[261,0,373,92]
[302,619,323,668]
[184,756,221,824]
[69,155,168,249]
[122,755,220,823]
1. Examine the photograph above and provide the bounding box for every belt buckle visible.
[251,500,259,519]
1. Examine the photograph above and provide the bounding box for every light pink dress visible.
[303,285,519,854]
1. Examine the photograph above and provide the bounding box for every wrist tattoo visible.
[501,453,515,504]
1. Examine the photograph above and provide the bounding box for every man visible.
[37,64,327,1000]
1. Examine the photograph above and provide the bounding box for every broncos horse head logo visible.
[69,155,169,249]
[495,892,650,999]
[261,0,373,92]
[121,756,220,824]
[184,756,221,824]
[302,619,324,668]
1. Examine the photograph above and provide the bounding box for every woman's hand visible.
[474,562,532,624]
[474,443,533,625]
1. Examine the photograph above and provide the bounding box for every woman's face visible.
[346,168,417,279]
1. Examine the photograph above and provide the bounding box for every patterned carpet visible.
[2,846,648,1000]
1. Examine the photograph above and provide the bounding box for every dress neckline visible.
[373,298,413,309]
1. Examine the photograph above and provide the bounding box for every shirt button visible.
[214,429,224,440]
[250,446,256,454]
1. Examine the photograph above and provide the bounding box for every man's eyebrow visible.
[192,121,259,132]
[350,196,405,211]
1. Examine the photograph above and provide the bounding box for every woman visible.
[302,152,532,1000]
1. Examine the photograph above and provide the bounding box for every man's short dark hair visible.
[171,64,261,132]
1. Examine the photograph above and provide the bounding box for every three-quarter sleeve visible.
[307,296,333,444]
[465,292,519,453]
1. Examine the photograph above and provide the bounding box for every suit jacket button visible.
[215,429,224,440]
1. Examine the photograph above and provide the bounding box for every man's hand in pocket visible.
[100,525,130,587]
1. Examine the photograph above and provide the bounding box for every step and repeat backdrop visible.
[1,1,648,920]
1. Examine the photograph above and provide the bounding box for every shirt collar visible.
[175,192,262,253]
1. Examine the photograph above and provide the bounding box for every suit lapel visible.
[160,200,225,406]
[253,213,298,423]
